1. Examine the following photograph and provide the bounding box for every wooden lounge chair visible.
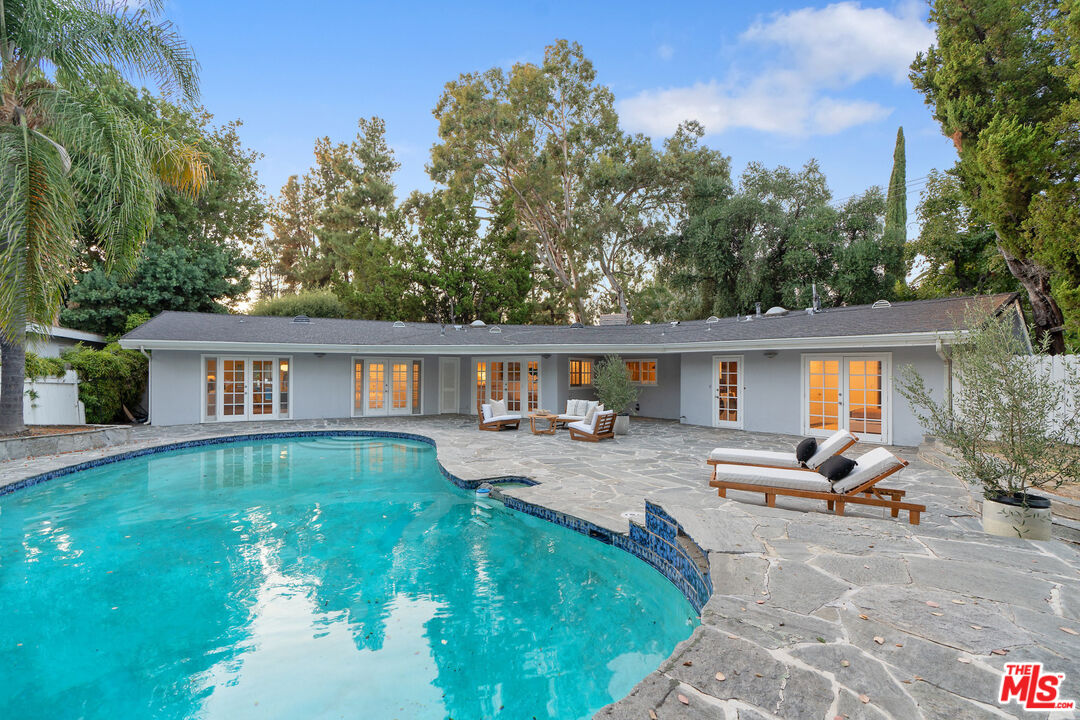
[708,447,925,524]
[707,429,857,475]
[567,410,616,442]
[477,399,521,432]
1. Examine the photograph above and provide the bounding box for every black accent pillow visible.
[795,437,818,464]
[817,455,856,482]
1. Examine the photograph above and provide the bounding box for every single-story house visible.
[117,293,1023,446]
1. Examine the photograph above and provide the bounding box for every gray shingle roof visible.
[119,293,1019,352]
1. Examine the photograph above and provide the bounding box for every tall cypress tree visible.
[880,127,907,293]
[884,127,907,246]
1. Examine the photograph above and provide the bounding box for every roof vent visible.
[872,300,892,309]
[470,319,486,327]
[392,320,406,328]
[764,306,789,317]
[292,315,310,323]
[488,326,502,334]
[705,315,720,324]
[570,322,584,329]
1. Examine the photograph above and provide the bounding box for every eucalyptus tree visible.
[0,0,205,433]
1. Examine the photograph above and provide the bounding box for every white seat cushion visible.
[489,414,521,422]
[567,419,592,433]
[560,415,585,422]
[481,404,493,421]
[708,448,802,469]
[806,430,858,469]
[712,464,832,493]
[832,448,904,494]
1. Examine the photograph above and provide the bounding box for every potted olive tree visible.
[593,354,638,435]
[899,310,1080,540]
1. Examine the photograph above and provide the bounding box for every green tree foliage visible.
[659,159,903,318]
[61,343,149,424]
[268,174,321,290]
[0,0,204,432]
[60,84,264,336]
[882,127,907,275]
[910,0,1077,351]
[250,290,346,319]
[431,40,695,321]
[402,191,537,324]
[904,168,1019,299]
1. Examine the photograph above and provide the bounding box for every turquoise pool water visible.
[0,436,697,719]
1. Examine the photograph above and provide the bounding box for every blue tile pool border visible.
[0,428,712,613]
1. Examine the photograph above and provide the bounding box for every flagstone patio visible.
[1,416,1078,719]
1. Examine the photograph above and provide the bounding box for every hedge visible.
[59,343,149,424]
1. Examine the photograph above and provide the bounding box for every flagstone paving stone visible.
[1,415,1077,719]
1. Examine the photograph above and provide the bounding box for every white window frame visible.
[568,357,594,388]
[473,356,543,413]
[351,356,424,417]
[201,355,292,423]
[625,358,659,386]
[800,352,892,445]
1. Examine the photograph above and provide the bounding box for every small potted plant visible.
[593,354,638,435]
[899,309,1080,540]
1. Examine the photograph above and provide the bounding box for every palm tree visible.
[0,0,206,433]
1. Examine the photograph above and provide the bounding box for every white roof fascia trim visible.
[27,323,108,343]
[119,331,956,355]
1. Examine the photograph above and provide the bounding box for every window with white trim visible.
[625,359,657,385]
[569,358,593,387]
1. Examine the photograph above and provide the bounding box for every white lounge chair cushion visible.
[708,448,803,469]
[806,430,858,469]
[481,404,493,421]
[831,448,905,494]
[489,414,521,422]
[712,464,832,493]
[567,419,592,433]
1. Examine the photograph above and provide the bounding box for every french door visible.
[204,356,290,422]
[353,358,422,416]
[803,354,889,443]
[712,355,743,429]
[475,358,540,413]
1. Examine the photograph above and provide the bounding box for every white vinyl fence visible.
[24,370,86,425]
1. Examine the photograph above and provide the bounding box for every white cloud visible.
[656,44,674,61]
[619,2,928,138]
[742,1,933,86]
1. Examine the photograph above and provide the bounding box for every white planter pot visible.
[614,414,630,435]
[981,493,1053,541]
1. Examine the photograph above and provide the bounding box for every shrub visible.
[593,354,638,414]
[24,351,66,380]
[250,290,345,318]
[61,343,149,423]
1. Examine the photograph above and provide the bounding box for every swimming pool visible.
[0,436,697,719]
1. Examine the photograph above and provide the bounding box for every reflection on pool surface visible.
[0,436,697,719]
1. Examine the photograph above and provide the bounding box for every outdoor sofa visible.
[567,409,616,442]
[477,399,522,431]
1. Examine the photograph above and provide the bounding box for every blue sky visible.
[164,0,956,217]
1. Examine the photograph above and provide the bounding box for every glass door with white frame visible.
[354,358,422,416]
[204,356,290,422]
[804,354,888,443]
[712,355,743,429]
[475,358,540,413]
